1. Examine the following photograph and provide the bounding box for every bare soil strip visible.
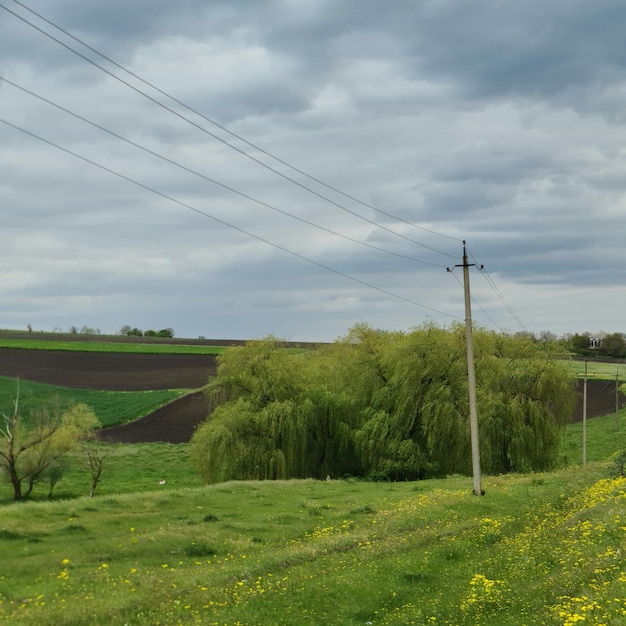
[97,391,208,443]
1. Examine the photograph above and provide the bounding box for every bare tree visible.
[80,326,101,335]
[85,439,107,498]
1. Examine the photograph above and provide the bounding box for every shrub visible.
[608,449,626,477]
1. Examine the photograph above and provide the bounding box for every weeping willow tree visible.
[190,325,576,484]
[190,338,361,483]
[353,324,469,479]
[352,324,575,479]
[474,330,575,473]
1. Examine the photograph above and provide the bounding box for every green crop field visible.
[560,358,626,381]
[0,376,185,429]
[0,337,227,355]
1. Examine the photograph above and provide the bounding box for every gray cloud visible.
[0,0,625,340]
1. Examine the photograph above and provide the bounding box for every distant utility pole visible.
[616,367,620,431]
[583,360,587,467]
[448,241,483,496]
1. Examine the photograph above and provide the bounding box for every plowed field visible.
[0,347,217,390]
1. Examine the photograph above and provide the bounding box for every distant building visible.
[589,332,607,350]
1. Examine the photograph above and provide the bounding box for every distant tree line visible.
[69,326,101,335]
[118,326,174,338]
[190,323,575,484]
[507,330,626,360]
[564,332,626,359]
[43,325,176,338]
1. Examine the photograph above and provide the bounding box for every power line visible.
[10,0,462,245]
[0,116,460,321]
[1,76,446,269]
[481,267,527,331]
[466,246,527,331]
[1,0,459,260]
[449,270,503,331]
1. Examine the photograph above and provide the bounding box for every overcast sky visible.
[0,0,624,342]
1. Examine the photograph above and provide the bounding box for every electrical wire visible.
[0,116,460,321]
[466,246,527,331]
[1,0,459,260]
[0,76,446,269]
[480,268,527,331]
[10,0,462,245]
[449,271,504,332]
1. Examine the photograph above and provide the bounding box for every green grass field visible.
[0,465,623,625]
[1,408,625,624]
[0,337,227,354]
[0,442,201,504]
[559,410,626,466]
[0,376,185,428]
[560,358,626,381]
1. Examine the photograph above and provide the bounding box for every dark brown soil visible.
[98,391,208,444]
[572,378,626,422]
[0,348,217,391]
[0,347,622,444]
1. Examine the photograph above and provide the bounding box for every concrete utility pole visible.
[448,241,483,496]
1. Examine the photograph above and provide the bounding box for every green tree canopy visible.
[190,325,575,484]
[0,398,100,500]
[190,338,361,482]
[599,332,626,359]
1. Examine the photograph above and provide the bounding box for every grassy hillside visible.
[560,409,626,465]
[0,406,625,624]
[0,465,624,625]
[1,342,625,624]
